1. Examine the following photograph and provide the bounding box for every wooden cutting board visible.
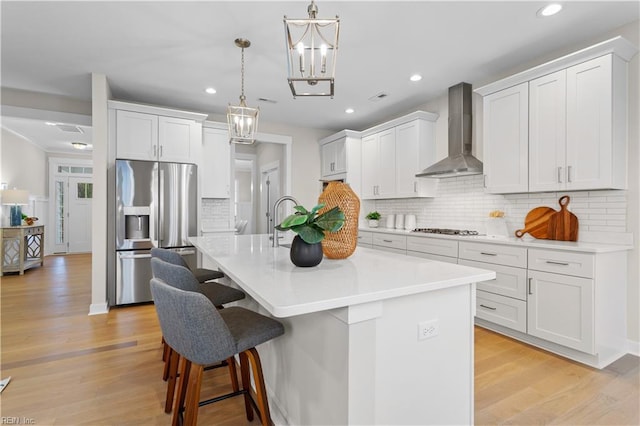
[515,206,556,239]
[547,195,579,241]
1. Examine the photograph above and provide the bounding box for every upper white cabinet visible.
[476,37,637,194]
[110,101,206,164]
[482,83,529,194]
[530,55,626,191]
[201,126,231,198]
[321,138,347,177]
[362,128,396,199]
[361,112,438,200]
[318,130,362,195]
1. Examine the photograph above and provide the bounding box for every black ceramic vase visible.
[290,235,323,267]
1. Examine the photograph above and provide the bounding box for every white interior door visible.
[68,176,93,252]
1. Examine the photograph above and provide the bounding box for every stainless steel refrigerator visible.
[111,159,197,305]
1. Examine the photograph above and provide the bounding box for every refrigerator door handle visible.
[118,252,152,259]
[159,168,165,245]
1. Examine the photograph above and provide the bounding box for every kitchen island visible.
[190,234,495,425]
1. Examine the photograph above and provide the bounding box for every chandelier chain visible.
[240,46,245,101]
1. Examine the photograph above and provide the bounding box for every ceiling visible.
[1,1,638,154]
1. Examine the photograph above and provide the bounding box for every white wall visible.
[1,127,47,196]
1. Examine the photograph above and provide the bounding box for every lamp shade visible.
[1,189,29,205]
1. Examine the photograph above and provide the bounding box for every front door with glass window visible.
[50,160,93,254]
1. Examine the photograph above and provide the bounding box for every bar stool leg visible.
[245,348,272,426]
[239,352,255,422]
[172,359,191,426]
[165,347,180,413]
[183,364,204,426]
[227,356,239,392]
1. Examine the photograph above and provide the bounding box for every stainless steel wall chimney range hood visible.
[416,82,483,178]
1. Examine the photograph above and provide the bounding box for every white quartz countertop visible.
[359,227,633,253]
[190,234,495,318]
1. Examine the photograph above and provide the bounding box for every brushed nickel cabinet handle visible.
[557,166,563,183]
[480,252,498,256]
[568,165,573,183]
[546,260,569,266]
[528,277,533,295]
[383,239,393,243]
[480,304,497,311]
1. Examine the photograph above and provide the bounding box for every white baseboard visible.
[627,339,640,357]
[88,302,109,315]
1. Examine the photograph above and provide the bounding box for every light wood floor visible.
[1,253,638,425]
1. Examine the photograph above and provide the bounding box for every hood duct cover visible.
[416,82,483,178]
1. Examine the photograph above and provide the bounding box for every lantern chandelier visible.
[284,0,340,98]
[227,38,259,144]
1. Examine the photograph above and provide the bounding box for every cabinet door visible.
[201,128,231,198]
[566,55,613,190]
[395,121,420,197]
[116,110,158,160]
[527,270,594,354]
[321,142,336,178]
[483,83,529,193]
[361,134,378,199]
[158,116,198,163]
[529,70,567,192]
[376,129,396,198]
[334,139,347,174]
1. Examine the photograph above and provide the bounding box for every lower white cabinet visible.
[475,290,527,333]
[527,270,594,353]
[406,235,458,264]
[372,233,406,254]
[357,231,373,248]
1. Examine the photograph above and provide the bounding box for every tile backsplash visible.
[201,198,231,230]
[362,174,630,244]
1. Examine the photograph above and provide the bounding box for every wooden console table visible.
[1,225,45,276]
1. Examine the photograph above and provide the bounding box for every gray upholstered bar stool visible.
[150,278,284,426]
[151,247,224,283]
[150,257,245,413]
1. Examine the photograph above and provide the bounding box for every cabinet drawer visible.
[528,249,594,278]
[407,250,458,264]
[26,226,44,235]
[372,233,407,251]
[476,290,527,333]
[357,231,373,246]
[459,241,527,268]
[406,236,458,258]
[460,259,527,301]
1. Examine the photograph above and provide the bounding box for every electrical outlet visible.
[418,319,439,340]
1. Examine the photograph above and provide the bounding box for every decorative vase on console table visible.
[318,181,360,259]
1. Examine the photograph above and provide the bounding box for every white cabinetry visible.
[530,55,626,191]
[201,126,231,198]
[476,37,636,194]
[482,83,529,193]
[318,131,362,195]
[372,232,406,255]
[459,242,528,333]
[111,101,206,164]
[356,230,373,248]
[527,249,595,353]
[361,112,438,200]
[406,236,458,264]
[362,129,396,199]
[321,138,346,177]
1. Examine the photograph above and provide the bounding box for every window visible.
[76,183,93,199]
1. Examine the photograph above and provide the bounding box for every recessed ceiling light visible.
[205,87,217,94]
[345,108,354,114]
[71,142,88,150]
[410,74,423,82]
[537,3,562,17]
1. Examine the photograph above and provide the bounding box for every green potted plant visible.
[365,211,381,228]
[276,203,345,267]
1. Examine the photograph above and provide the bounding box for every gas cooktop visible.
[412,228,480,236]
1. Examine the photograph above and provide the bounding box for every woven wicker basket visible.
[318,181,360,259]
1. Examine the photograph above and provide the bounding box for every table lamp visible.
[1,189,29,226]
